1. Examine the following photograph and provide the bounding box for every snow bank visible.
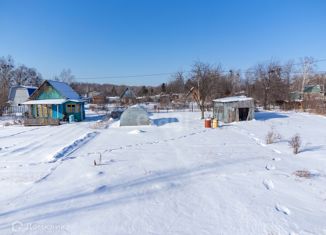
[49,132,98,162]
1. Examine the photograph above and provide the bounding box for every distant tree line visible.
[2,55,326,115]
[0,56,43,107]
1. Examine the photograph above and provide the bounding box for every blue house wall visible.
[51,104,64,119]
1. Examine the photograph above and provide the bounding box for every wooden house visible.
[92,95,106,104]
[23,80,85,125]
[213,96,255,123]
[7,85,37,114]
[120,87,137,105]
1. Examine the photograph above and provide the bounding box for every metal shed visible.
[120,106,150,126]
[212,96,255,123]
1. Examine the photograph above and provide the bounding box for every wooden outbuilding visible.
[212,96,255,123]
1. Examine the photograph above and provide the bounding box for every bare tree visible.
[167,72,185,93]
[187,62,219,119]
[0,56,15,106]
[14,65,42,86]
[54,68,75,84]
[248,61,290,109]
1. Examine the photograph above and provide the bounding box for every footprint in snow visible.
[272,157,281,161]
[275,204,291,215]
[273,149,282,154]
[263,179,274,190]
[94,185,108,193]
[265,164,276,170]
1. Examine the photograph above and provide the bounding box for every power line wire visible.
[74,58,326,80]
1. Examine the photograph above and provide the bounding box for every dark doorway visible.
[238,108,249,121]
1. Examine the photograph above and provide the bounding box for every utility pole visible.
[301,58,310,94]
[301,58,312,111]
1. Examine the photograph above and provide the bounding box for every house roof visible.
[26,87,37,96]
[213,96,253,103]
[47,80,81,99]
[8,85,37,101]
[303,85,321,93]
[120,87,136,99]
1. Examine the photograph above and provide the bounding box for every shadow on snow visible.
[0,156,260,230]
[151,117,179,126]
[254,111,288,121]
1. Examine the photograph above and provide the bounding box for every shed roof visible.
[213,96,253,103]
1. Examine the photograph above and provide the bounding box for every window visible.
[66,104,80,113]
[66,104,75,113]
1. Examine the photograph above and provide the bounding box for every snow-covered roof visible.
[47,80,81,100]
[107,96,120,100]
[22,98,84,105]
[213,96,253,103]
[23,99,67,105]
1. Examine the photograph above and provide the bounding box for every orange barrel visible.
[204,119,211,128]
[212,118,218,128]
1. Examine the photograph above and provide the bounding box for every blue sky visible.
[1,0,326,85]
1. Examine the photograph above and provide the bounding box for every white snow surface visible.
[0,110,326,235]
[213,95,253,103]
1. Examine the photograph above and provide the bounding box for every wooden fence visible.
[0,106,28,116]
[24,118,60,126]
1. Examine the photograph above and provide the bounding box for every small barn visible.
[23,80,85,125]
[212,96,255,123]
[120,106,150,126]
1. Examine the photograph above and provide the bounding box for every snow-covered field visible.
[0,111,325,235]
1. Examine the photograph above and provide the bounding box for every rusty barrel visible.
[204,119,211,128]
